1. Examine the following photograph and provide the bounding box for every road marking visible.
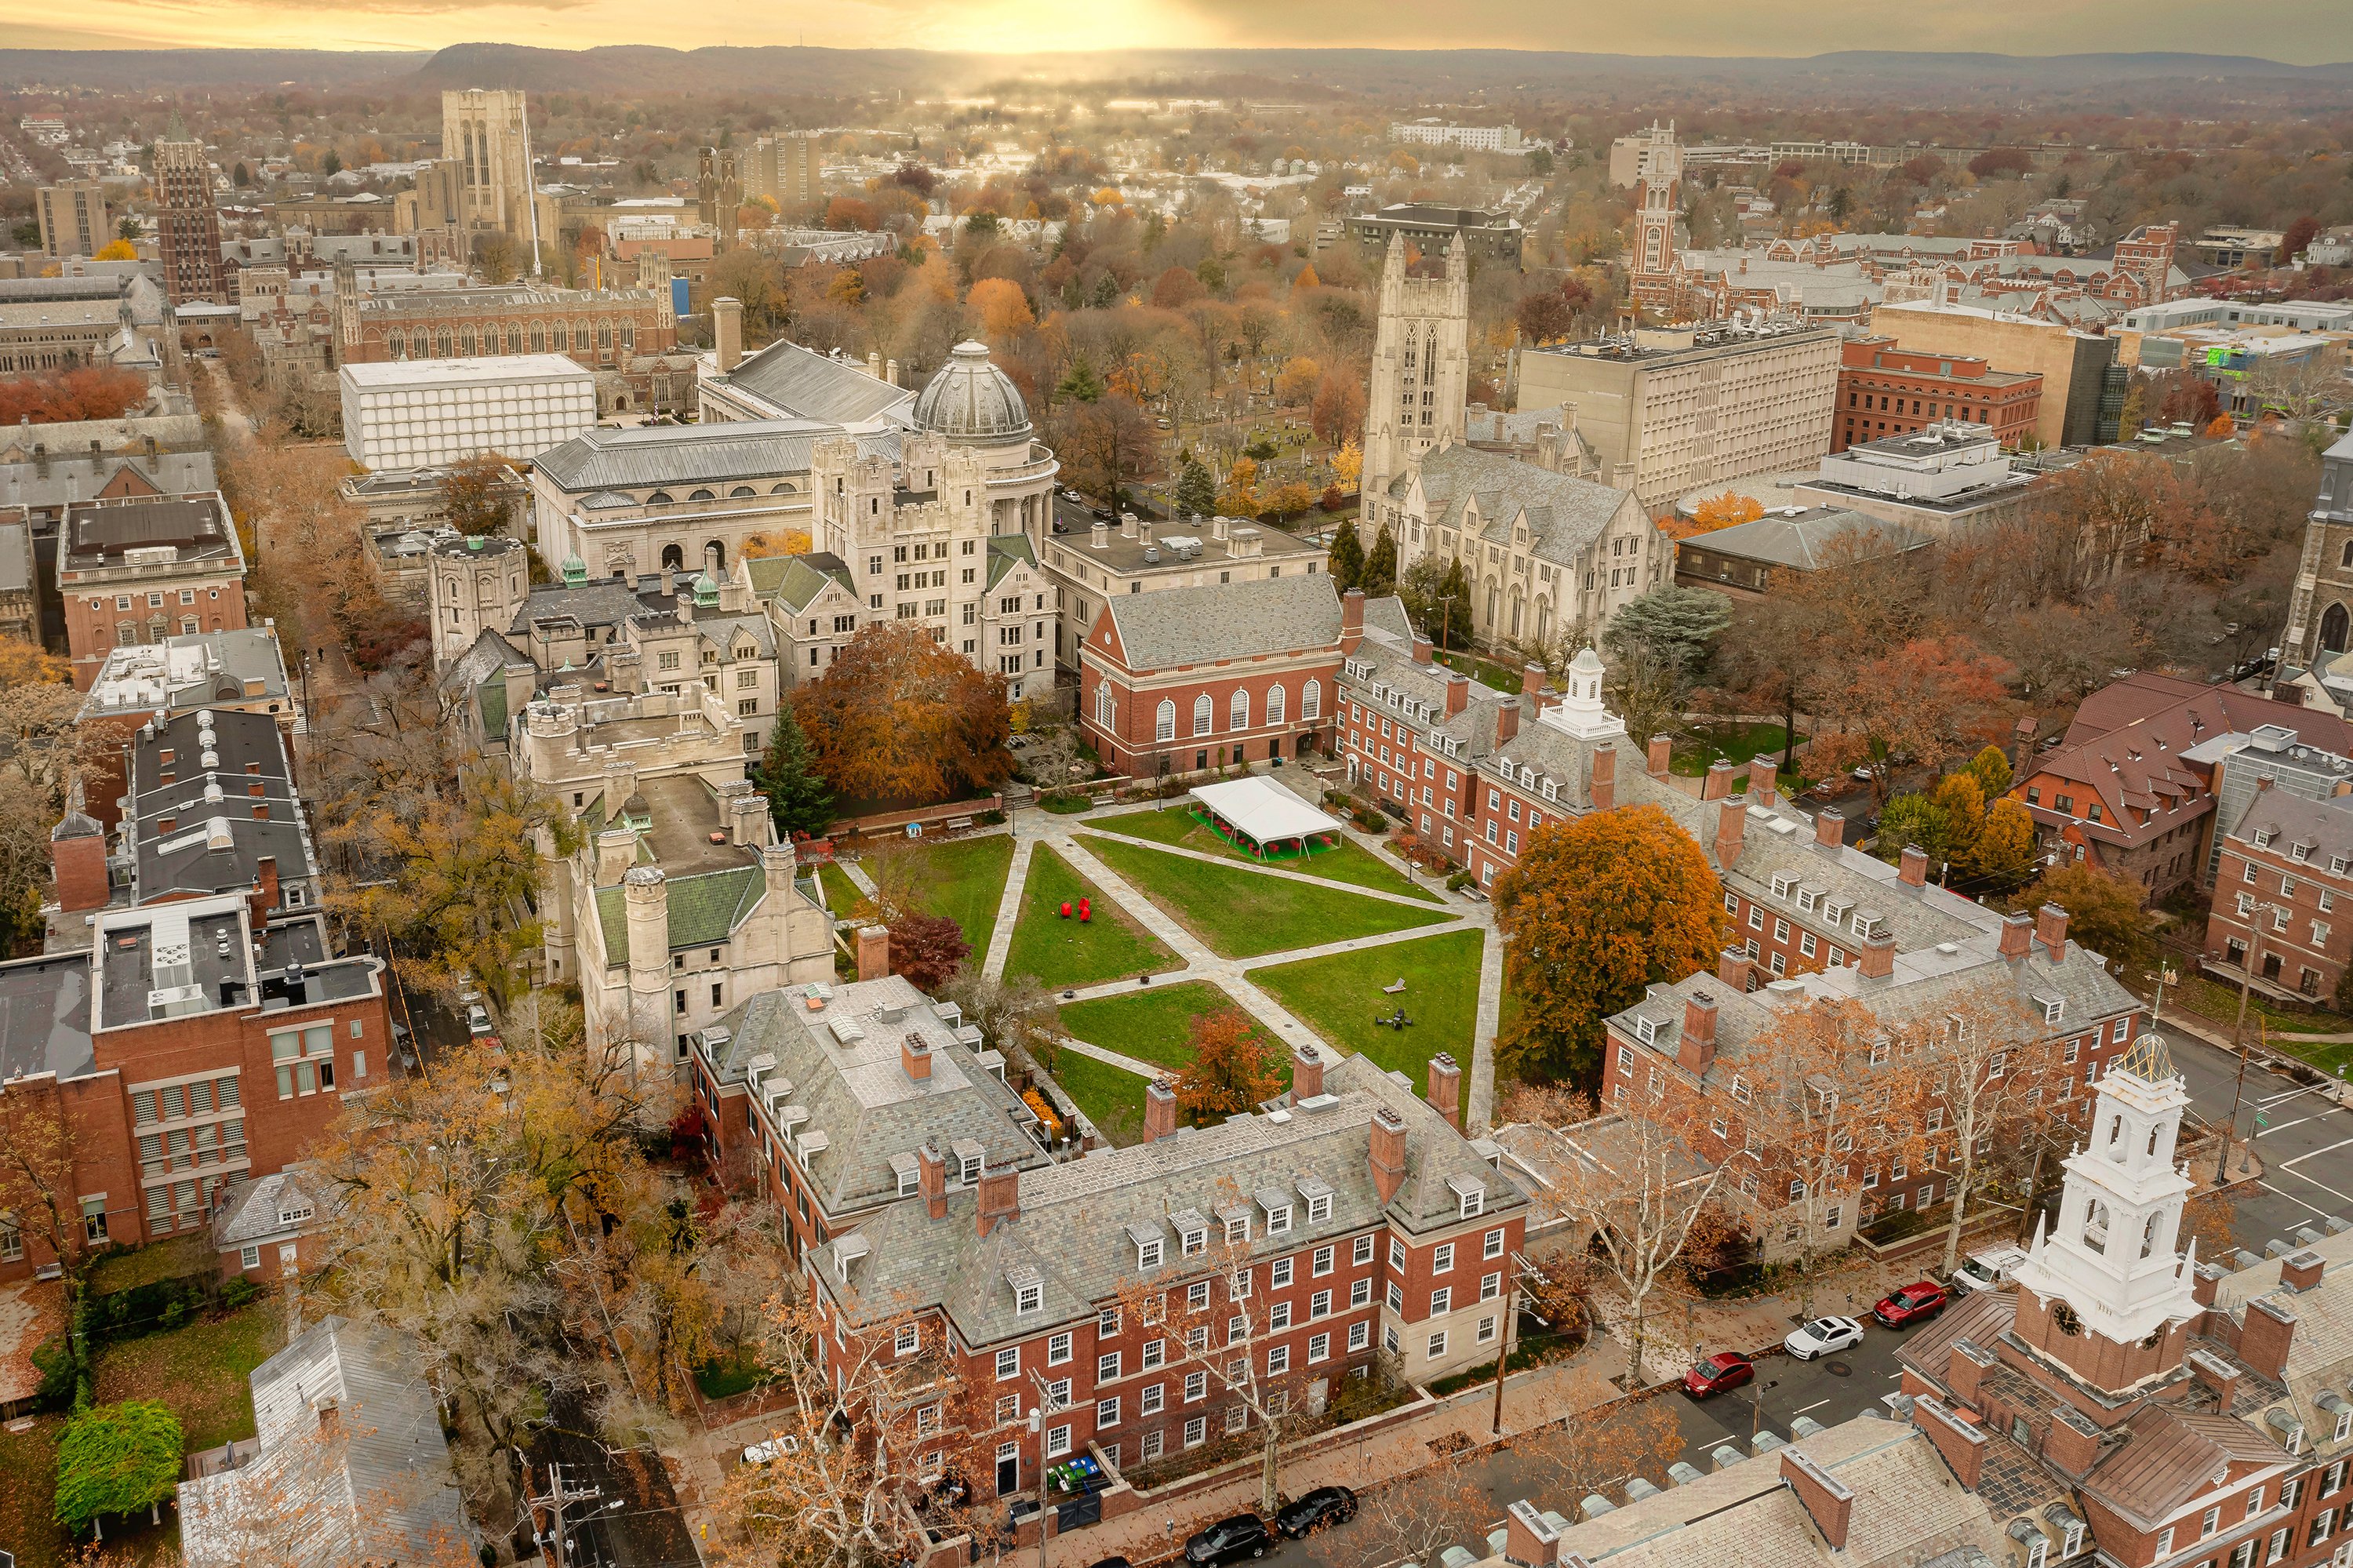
[2259,1181,2333,1218]
[2259,1115,2322,1138]
[2283,1134,2353,1167]
[2272,1166,2353,1206]
[1795,1399,1829,1413]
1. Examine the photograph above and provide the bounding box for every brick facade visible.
[1834,333,2042,453]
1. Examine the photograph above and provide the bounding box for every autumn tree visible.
[1902,991,2067,1275]
[1310,372,1366,449]
[968,277,1035,340]
[434,454,515,537]
[761,703,835,840]
[1971,799,2040,886]
[1493,806,1727,1089]
[1272,355,1322,404]
[1810,634,2013,802]
[792,623,1015,806]
[1330,439,1362,493]
[1685,490,1762,535]
[888,911,970,991]
[2025,862,2151,969]
[0,365,148,425]
[1172,1012,1286,1121]
[0,1084,104,1394]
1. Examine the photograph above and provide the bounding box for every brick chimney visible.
[1521,663,1546,698]
[1292,1044,1326,1101]
[1647,734,1672,777]
[1591,743,1616,811]
[50,813,107,914]
[2192,1261,2228,1308]
[2187,1348,2241,1410]
[917,1143,947,1219]
[1369,1108,1407,1203]
[1426,1053,1462,1130]
[2239,1297,2297,1381]
[2042,1404,2103,1477]
[2035,903,2070,960]
[1412,632,1434,665]
[1944,1339,1995,1406]
[1778,1450,1853,1551]
[1859,930,1897,980]
[1814,807,1844,849]
[857,925,890,980]
[1496,697,1521,745]
[901,1031,933,1082]
[1446,672,1471,718]
[976,1169,1021,1236]
[1718,948,1754,992]
[1703,759,1737,801]
[1714,798,1747,871]
[1999,911,2034,961]
[2282,1249,2327,1292]
[1503,1500,1561,1568]
[1340,588,1365,653]
[1678,992,1718,1074]
[1142,1078,1179,1142]
[1900,844,1929,888]
[1747,755,1778,808]
[1912,1395,1987,1489]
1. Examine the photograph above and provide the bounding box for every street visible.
[2167,1020,2353,1249]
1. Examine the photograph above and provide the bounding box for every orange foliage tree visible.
[968,276,1035,340]
[0,366,148,425]
[1681,489,1763,537]
[791,624,1015,806]
[1172,1010,1286,1121]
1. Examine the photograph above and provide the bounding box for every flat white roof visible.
[1187,776,1343,846]
[340,354,593,389]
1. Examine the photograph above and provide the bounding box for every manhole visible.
[1824,1359,1853,1378]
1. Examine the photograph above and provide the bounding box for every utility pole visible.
[1488,1252,1545,1435]
[529,1461,606,1568]
[2218,911,2277,1184]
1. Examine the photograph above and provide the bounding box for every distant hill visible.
[1,43,2348,104]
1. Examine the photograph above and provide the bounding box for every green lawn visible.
[1002,844,1182,989]
[1085,837,1453,959]
[1252,929,1488,1118]
[1436,649,1527,692]
[1058,980,1282,1075]
[1052,1049,1154,1145]
[1084,808,1438,902]
[854,835,1016,950]
[816,861,866,919]
[1671,723,1804,782]
[94,1298,284,1454]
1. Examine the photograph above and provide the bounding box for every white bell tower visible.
[2010,1034,2202,1352]
[1537,646,1625,744]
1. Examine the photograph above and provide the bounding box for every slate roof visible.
[1102,573,1344,671]
[128,708,312,903]
[2220,788,2353,868]
[533,417,890,495]
[818,1053,1526,1345]
[722,338,918,427]
[756,551,857,613]
[1679,507,1928,572]
[705,977,1048,1219]
[594,865,763,959]
[0,449,216,514]
[212,1165,336,1249]
[506,579,659,638]
[1389,440,1638,571]
[2209,1217,2353,1463]
[178,1315,470,1568]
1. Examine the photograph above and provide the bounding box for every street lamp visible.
[2217,903,2286,1184]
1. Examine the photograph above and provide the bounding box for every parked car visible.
[1951,1246,2028,1294]
[1683,1351,1755,1398]
[740,1435,800,1465]
[1784,1316,1864,1360]
[1184,1514,1271,1564]
[1086,1559,1132,1568]
[1873,1281,1951,1328]
[1275,1485,1358,1538]
[464,1002,495,1038]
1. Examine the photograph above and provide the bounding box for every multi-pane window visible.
[1354,1235,1376,1266]
[271,1025,335,1099]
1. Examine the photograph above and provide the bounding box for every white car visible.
[1784,1316,1864,1360]
[741,1435,800,1465]
[1951,1246,2028,1294]
[464,1002,495,1038]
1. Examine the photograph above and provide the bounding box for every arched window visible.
[1266,686,1286,726]
[530,323,547,353]
[647,491,675,505]
[1155,700,1176,742]
[506,326,522,354]
[2140,1213,2162,1260]
[2323,602,2351,655]
[1300,679,1321,721]
[435,329,453,357]
[731,486,757,498]
[2083,1199,2111,1254]
[1230,689,1249,731]
[1094,682,1115,729]
[660,543,686,570]
[1192,693,1213,737]
[689,489,716,502]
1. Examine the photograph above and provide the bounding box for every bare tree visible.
[1899,989,2068,1275]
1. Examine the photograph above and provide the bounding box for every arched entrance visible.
[2323,602,2351,655]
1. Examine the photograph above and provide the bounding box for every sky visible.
[1,0,2349,63]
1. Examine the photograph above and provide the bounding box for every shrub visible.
[978,808,1007,825]
[1446,869,1474,892]
[220,1278,260,1310]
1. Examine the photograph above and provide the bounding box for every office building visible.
[1871,299,2122,449]
[1833,335,2042,452]
[36,182,108,259]
[151,119,224,306]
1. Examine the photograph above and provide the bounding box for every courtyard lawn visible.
[856,835,1016,950]
[93,1298,284,1455]
[1084,808,1438,902]
[1085,837,1453,959]
[1671,723,1807,784]
[1436,649,1526,692]
[1002,845,1181,989]
[816,860,866,919]
[1058,980,1284,1078]
[1251,928,1487,1118]
[1051,1049,1154,1146]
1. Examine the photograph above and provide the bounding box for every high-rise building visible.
[441,89,536,247]
[35,181,108,259]
[744,133,818,213]
[1361,231,1469,499]
[151,120,224,305]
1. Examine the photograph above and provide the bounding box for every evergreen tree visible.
[1326,519,1365,591]
[1362,522,1398,598]
[1434,558,1475,649]
[1173,453,1217,518]
[762,704,835,839]
[1055,358,1104,404]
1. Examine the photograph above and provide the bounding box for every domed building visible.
[810,340,1061,700]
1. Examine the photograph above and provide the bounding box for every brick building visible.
[151,120,224,306]
[2206,787,2353,1002]
[0,890,387,1278]
[57,492,247,689]
[807,1042,1525,1499]
[1833,335,2042,452]
[1078,573,1343,778]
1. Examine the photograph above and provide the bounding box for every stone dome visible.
[912,340,1031,446]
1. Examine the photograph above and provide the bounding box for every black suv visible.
[1184,1513,1271,1564]
[1275,1486,1357,1538]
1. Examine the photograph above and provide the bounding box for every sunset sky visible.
[1,0,2348,62]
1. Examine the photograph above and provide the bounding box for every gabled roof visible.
[759,551,858,613]
[1100,573,1344,671]
[1681,507,1928,572]
[2082,1403,2289,1526]
[2222,788,2353,868]
[533,417,890,495]
[1391,440,1638,570]
[722,338,918,427]
[595,865,764,957]
[986,531,1038,591]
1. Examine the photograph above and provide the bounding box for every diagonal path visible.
[979,835,1038,984]
[1069,824,1445,910]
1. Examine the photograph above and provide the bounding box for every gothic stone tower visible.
[152,118,224,306]
[2007,1032,2204,1396]
[1362,231,1470,500]
[1627,122,1687,319]
[2280,430,2353,669]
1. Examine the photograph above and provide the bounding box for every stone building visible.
[1362,233,1471,502]
[2280,431,2353,674]
[1031,511,1326,675]
[333,275,679,416]
[442,89,537,246]
[35,181,108,260]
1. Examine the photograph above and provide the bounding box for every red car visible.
[1873,1281,1950,1328]
[1683,1351,1755,1398]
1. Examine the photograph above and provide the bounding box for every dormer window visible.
[2294,843,2312,864]
[1771,875,1794,899]
[1224,1214,1249,1245]
[1260,1193,1293,1235]
[1634,1016,1658,1046]
[959,1149,983,1185]
[1010,1266,1044,1315]
[1128,1221,1165,1270]
[2256,828,2276,849]
[279,1204,314,1226]
[1448,1175,1485,1218]
[1298,1177,1333,1224]
[2042,997,2064,1025]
